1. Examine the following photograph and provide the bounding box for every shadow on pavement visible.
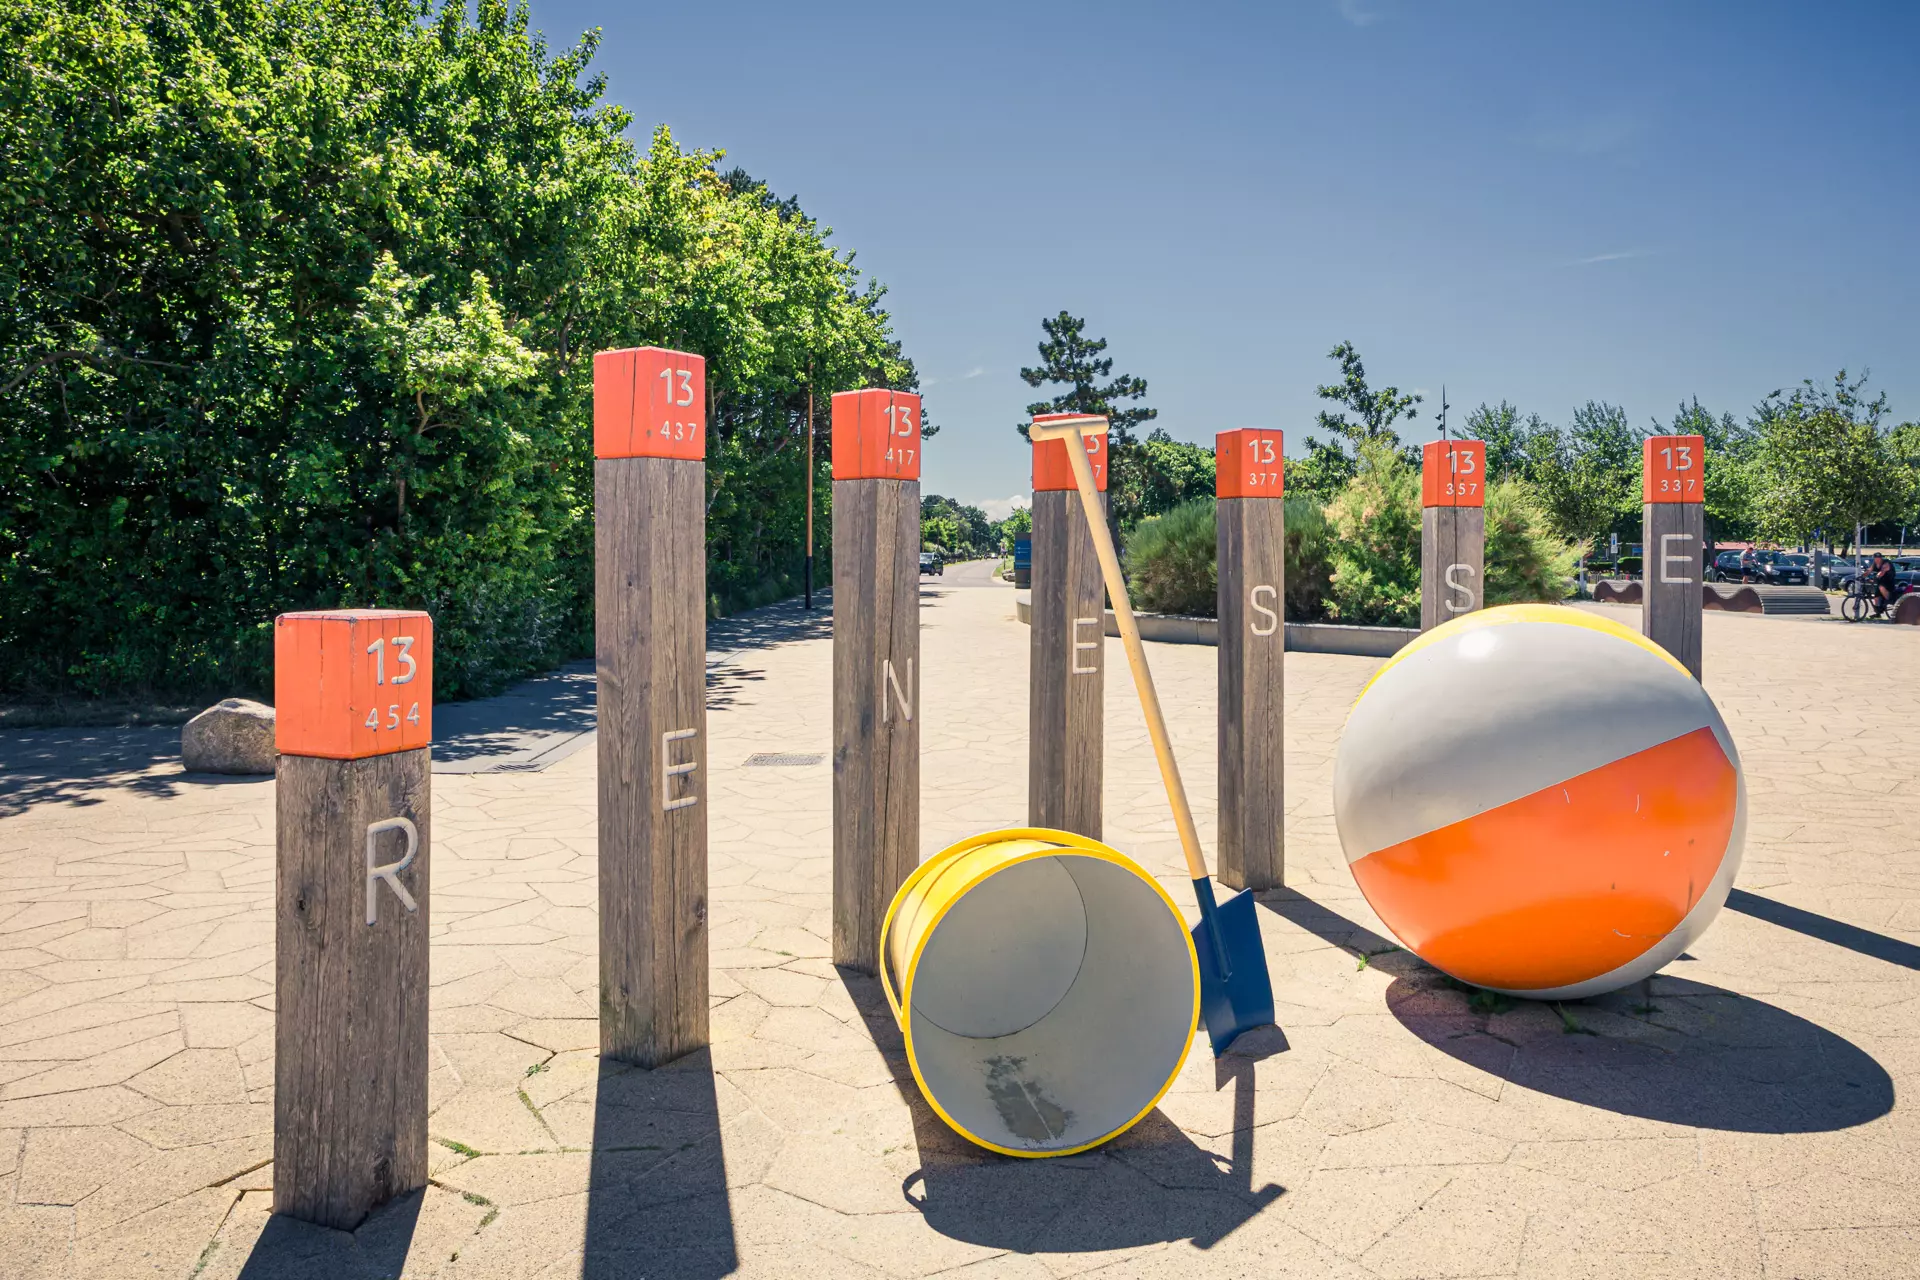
[1258,889,1894,1134]
[580,1051,738,1278]
[707,595,833,654]
[1726,888,1920,971]
[0,726,266,819]
[433,660,596,770]
[235,1188,422,1278]
[840,969,1281,1255]
[1,593,841,804]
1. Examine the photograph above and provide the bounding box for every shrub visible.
[1123,493,1335,620]
[1125,499,1216,617]
[1116,460,1579,625]
[1323,446,1424,626]
[1282,495,1334,622]
[1485,480,1585,604]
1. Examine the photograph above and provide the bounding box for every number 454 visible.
[366,702,422,731]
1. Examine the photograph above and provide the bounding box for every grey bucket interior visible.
[905,853,1196,1153]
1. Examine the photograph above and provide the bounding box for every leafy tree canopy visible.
[1750,370,1907,549]
[1314,341,1422,450]
[0,0,915,699]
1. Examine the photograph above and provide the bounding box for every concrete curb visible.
[1013,594,1415,658]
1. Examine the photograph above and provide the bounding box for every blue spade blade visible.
[1190,880,1277,1056]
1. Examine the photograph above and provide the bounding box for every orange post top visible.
[831,389,922,480]
[1031,414,1109,492]
[1644,434,1704,503]
[1421,439,1486,508]
[594,346,706,461]
[274,610,433,759]
[1216,429,1285,498]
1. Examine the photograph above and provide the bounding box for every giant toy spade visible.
[1028,415,1277,1053]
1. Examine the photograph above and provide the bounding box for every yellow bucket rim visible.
[878,826,1202,1158]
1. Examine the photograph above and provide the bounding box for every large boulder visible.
[1895,593,1920,626]
[181,699,278,774]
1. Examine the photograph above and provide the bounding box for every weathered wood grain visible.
[596,455,709,1067]
[1217,497,1286,890]
[832,478,921,973]
[1421,505,1486,631]
[274,747,430,1230]
[1644,500,1705,679]
[1029,488,1104,838]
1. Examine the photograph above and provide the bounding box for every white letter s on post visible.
[1249,584,1279,637]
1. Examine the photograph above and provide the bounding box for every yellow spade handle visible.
[1044,419,1212,885]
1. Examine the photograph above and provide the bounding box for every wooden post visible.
[830,389,922,974]
[1420,439,1487,631]
[273,609,433,1230]
[594,346,709,1067]
[1643,434,1705,679]
[1215,429,1286,891]
[1028,414,1107,838]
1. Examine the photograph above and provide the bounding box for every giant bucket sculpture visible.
[881,829,1200,1157]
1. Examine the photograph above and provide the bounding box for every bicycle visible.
[1841,575,1904,622]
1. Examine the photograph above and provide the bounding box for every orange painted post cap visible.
[594,347,706,460]
[1421,439,1486,508]
[1216,429,1285,498]
[1643,435,1704,503]
[831,389,922,480]
[1031,414,1109,492]
[275,610,433,759]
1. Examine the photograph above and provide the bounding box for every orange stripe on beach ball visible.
[1349,727,1736,993]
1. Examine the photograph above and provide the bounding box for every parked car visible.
[1706,550,1747,583]
[1710,549,1806,585]
[1817,557,1863,590]
[919,552,943,576]
[1757,553,1810,586]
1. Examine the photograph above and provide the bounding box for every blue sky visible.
[525,0,1918,515]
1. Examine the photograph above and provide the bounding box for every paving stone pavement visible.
[1,564,1916,1279]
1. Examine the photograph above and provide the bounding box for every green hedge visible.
[1122,450,1581,625]
[1,0,912,702]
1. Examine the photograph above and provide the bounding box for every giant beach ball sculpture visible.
[1333,605,1745,999]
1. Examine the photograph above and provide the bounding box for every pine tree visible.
[1018,312,1157,445]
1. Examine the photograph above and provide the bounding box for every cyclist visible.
[1870,553,1899,608]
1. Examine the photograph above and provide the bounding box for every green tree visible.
[1750,371,1905,551]
[1285,439,1359,504]
[1888,422,1920,535]
[1119,430,1216,529]
[992,506,1032,552]
[1661,398,1756,545]
[1462,401,1549,481]
[0,0,916,699]
[1523,402,1642,551]
[1017,311,1161,531]
[920,513,961,556]
[1018,312,1157,443]
[922,495,992,557]
[1314,341,1422,450]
